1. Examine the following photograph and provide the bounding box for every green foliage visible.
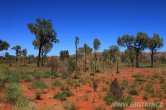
[104,95,133,108]
[63,101,76,110]
[60,50,69,60]
[129,87,138,95]
[54,89,74,101]
[27,18,59,66]
[93,38,101,51]
[134,78,146,85]
[78,44,92,55]
[13,97,34,110]
[52,80,64,87]
[0,39,10,51]
[117,35,134,47]
[31,80,47,89]
[144,83,154,95]
[6,83,23,104]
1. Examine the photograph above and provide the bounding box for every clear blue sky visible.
[0,0,166,56]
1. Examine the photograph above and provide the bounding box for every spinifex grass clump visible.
[54,87,74,101]
[31,80,47,89]
[6,83,23,104]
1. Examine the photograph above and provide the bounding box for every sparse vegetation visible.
[0,6,165,110]
[63,101,76,110]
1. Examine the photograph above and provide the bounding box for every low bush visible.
[13,97,34,110]
[35,89,41,100]
[52,80,64,87]
[133,78,146,86]
[54,89,74,101]
[6,83,23,104]
[144,84,154,95]
[129,87,138,95]
[31,80,47,89]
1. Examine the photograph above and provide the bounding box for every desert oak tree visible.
[27,18,59,67]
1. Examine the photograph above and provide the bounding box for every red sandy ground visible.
[0,67,166,110]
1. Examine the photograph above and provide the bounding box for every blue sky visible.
[0,0,166,56]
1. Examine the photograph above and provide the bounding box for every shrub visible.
[35,89,41,100]
[54,89,74,101]
[6,83,23,104]
[134,78,146,85]
[21,72,33,82]
[129,87,138,95]
[63,101,76,110]
[13,97,34,110]
[54,92,66,101]
[52,80,64,87]
[31,80,47,89]
[144,84,154,95]
[103,96,115,105]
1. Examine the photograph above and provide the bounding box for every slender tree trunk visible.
[75,44,78,70]
[84,47,86,72]
[16,51,18,63]
[131,58,134,67]
[151,51,154,67]
[37,45,42,67]
[116,61,119,74]
[94,52,97,72]
[135,50,139,68]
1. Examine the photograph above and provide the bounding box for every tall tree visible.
[27,18,59,67]
[118,32,149,67]
[117,35,135,67]
[22,48,27,66]
[12,45,21,62]
[93,38,101,72]
[109,45,120,73]
[0,39,10,51]
[147,33,163,67]
[134,32,149,67]
[75,36,79,70]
